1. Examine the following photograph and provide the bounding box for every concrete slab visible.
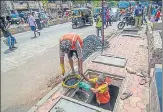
[50,96,108,112]
[123,28,139,32]
[122,34,140,37]
[92,55,127,68]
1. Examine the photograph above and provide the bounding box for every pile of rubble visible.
[82,35,109,61]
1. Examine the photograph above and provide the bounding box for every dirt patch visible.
[47,75,63,89]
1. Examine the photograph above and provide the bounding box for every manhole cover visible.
[123,28,138,32]
[50,98,99,112]
[92,55,127,67]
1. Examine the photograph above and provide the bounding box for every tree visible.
[41,0,48,11]
[92,0,101,7]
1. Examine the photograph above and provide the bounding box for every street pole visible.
[101,0,104,53]
[11,1,15,10]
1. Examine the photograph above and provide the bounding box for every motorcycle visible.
[117,13,135,29]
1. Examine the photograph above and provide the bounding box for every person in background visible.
[6,16,12,25]
[150,5,158,22]
[34,12,42,30]
[44,12,49,28]
[134,3,143,29]
[0,17,17,51]
[143,6,147,23]
[96,13,102,37]
[155,8,161,22]
[66,11,69,18]
[106,9,111,27]
[28,12,40,38]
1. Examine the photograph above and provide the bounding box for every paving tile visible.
[129,97,142,107]
[137,102,146,109]
[124,104,142,112]
[133,75,142,82]
[137,92,144,99]
[123,99,130,104]
[129,86,143,97]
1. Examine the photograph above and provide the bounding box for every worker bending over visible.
[59,33,84,76]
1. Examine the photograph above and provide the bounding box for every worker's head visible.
[97,73,106,84]
[60,40,72,53]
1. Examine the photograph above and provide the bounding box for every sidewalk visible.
[86,26,149,112]
[29,25,149,112]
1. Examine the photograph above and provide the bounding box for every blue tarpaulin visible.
[11,14,19,18]
[118,1,130,8]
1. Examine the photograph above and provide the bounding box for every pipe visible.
[101,0,104,53]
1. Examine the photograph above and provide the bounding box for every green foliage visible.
[41,0,48,7]
[92,0,101,7]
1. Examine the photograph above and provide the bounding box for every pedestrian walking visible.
[28,12,40,38]
[0,17,17,51]
[34,12,42,30]
[44,12,49,28]
[96,13,102,37]
[106,9,112,27]
[134,3,143,29]
[143,6,147,23]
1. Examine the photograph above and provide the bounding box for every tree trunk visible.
[26,0,31,13]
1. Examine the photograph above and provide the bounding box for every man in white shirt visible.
[28,12,40,38]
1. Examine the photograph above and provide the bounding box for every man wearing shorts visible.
[28,12,40,38]
[59,33,85,77]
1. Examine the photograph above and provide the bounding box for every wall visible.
[146,19,162,69]
[146,18,162,112]
[149,65,162,112]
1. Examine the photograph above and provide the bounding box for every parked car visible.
[110,7,120,22]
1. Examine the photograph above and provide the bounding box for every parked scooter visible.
[117,13,135,29]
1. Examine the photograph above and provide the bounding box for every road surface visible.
[1,22,118,112]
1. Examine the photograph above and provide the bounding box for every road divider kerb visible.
[1,18,72,37]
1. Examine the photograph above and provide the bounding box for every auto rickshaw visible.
[71,8,93,29]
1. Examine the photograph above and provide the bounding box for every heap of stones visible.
[82,35,109,61]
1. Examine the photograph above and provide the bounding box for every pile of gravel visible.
[82,35,109,61]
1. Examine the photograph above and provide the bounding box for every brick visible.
[129,97,142,107]
[123,99,130,104]
[137,102,146,109]
[123,104,142,112]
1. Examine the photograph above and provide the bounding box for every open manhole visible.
[66,70,124,112]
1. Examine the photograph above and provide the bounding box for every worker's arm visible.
[59,46,65,76]
[75,41,83,73]
[97,83,108,91]
[88,78,97,84]
[92,77,111,93]
[75,40,90,81]
[91,83,108,93]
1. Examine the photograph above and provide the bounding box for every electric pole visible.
[101,0,104,53]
